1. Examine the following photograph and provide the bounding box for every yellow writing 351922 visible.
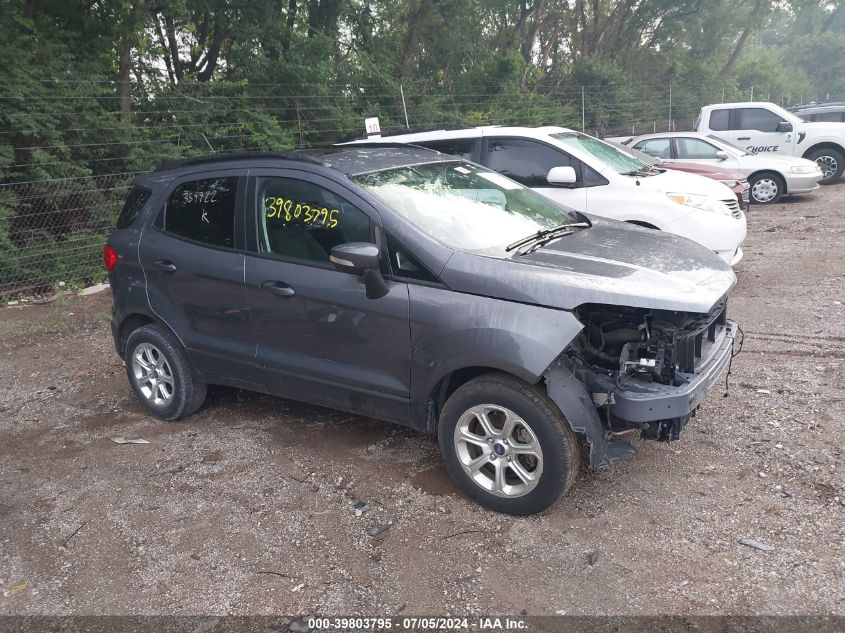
[265,196,339,228]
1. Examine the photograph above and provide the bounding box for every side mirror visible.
[715,150,729,160]
[547,166,577,185]
[776,121,793,133]
[330,242,389,299]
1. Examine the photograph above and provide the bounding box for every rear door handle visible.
[737,136,751,140]
[260,280,295,297]
[153,259,177,273]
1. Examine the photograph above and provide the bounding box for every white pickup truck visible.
[696,102,845,184]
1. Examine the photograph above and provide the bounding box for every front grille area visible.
[740,182,750,209]
[674,301,729,373]
[722,198,744,219]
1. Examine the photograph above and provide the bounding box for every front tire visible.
[124,324,206,421]
[748,172,785,204]
[805,147,844,184]
[438,373,581,515]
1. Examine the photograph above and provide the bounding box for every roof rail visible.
[787,100,845,110]
[335,123,485,144]
[154,150,320,172]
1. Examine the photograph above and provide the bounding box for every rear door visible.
[242,168,412,423]
[480,136,588,212]
[139,170,258,382]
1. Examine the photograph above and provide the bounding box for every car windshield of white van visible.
[353,161,583,255]
[551,132,658,176]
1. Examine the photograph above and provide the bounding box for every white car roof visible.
[353,125,575,143]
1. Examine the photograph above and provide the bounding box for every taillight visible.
[103,244,118,272]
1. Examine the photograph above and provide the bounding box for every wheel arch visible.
[802,141,845,160]
[424,366,534,436]
[748,169,787,194]
[116,310,181,358]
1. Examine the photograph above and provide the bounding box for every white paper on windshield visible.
[477,172,521,190]
[452,166,471,174]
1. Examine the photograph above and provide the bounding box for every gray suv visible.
[106,146,737,515]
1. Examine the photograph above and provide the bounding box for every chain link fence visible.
[1,80,804,298]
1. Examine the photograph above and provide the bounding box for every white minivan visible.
[346,126,747,265]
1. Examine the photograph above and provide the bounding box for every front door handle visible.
[153,259,177,273]
[737,136,751,140]
[260,280,295,297]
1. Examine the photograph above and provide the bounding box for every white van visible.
[346,126,747,265]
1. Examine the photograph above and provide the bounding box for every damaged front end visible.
[545,298,736,468]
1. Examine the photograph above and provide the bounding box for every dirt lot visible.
[1,184,844,618]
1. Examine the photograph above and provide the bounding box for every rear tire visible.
[805,147,844,184]
[124,324,206,421]
[748,172,785,204]
[438,373,581,515]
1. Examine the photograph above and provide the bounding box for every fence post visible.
[400,84,410,129]
[750,86,754,102]
[668,84,672,133]
[581,86,585,132]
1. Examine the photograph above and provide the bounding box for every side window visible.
[257,176,370,265]
[385,234,438,283]
[581,163,607,187]
[635,138,671,159]
[675,138,721,159]
[486,138,572,187]
[709,109,730,131]
[419,138,476,160]
[117,186,150,229]
[737,108,783,133]
[813,111,845,122]
[163,177,237,248]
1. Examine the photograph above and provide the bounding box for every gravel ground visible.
[1,184,843,617]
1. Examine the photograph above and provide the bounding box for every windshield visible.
[706,135,747,157]
[352,161,578,255]
[551,132,654,175]
[607,141,660,166]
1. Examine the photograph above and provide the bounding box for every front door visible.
[729,107,795,157]
[242,169,412,423]
[139,170,257,381]
[481,137,588,213]
[671,136,742,171]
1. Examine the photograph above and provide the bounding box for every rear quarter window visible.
[116,187,151,229]
[709,109,730,131]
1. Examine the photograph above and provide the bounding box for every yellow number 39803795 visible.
[265,196,339,229]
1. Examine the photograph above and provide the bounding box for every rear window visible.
[116,187,150,229]
[709,109,730,131]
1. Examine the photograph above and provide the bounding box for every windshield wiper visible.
[505,222,590,254]
[621,168,658,177]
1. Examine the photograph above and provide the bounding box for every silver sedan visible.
[618,132,823,204]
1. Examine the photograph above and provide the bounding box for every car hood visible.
[662,162,746,181]
[736,152,820,170]
[623,168,738,201]
[439,216,735,314]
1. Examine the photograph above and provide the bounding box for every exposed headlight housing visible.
[666,192,731,215]
[791,164,820,174]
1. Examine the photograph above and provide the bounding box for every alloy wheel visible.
[131,343,175,407]
[815,155,838,181]
[453,404,544,498]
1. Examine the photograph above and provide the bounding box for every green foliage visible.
[0,0,842,295]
